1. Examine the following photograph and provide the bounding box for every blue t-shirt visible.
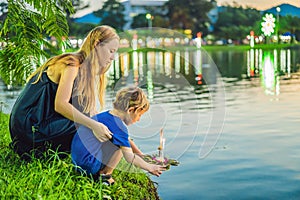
[71,111,131,175]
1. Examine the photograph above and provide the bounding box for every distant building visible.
[121,0,168,30]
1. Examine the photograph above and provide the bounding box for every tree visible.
[131,6,169,29]
[280,15,300,39]
[187,0,214,34]
[68,0,91,37]
[152,15,169,28]
[213,5,261,41]
[131,13,148,29]
[68,23,97,38]
[0,0,74,87]
[94,0,127,32]
[165,0,213,35]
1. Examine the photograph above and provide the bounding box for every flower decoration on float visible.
[142,128,179,170]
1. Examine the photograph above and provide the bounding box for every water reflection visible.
[110,48,300,96]
[194,50,203,85]
[261,52,279,95]
[246,48,297,96]
[109,49,221,90]
[247,48,294,78]
[0,80,21,113]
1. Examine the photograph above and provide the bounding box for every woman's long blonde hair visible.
[28,25,119,115]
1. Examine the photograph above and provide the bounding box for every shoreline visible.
[117,43,300,53]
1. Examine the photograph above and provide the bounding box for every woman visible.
[9,25,119,160]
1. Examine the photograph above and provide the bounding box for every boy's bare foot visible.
[100,174,115,186]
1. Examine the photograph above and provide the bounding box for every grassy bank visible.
[116,43,300,53]
[66,43,300,55]
[201,43,300,51]
[0,113,159,200]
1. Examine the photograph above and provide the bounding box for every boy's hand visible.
[149,164,167,177]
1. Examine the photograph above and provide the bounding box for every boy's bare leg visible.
[99,149,122,184]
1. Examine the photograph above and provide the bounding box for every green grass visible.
[65,43,300,55]
[202,43,300,51]
[128,43,300,52]
[0,113,159,200]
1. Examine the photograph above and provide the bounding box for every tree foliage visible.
[131,5,169,29]
[94,0,127,32]
[213,6,261,41]
[70,1,300,42]
[165,0,213,35]
[0,0,74,87]
[131,13,148,29]
[280,15,300,34]
[68,0,93,37]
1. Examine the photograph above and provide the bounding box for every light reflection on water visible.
[1,48,300,199]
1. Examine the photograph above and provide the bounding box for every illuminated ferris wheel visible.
[261,13,276,37]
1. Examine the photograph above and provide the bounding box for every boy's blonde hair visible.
[113,86,149,112]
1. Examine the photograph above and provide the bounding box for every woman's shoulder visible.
[58,53,82,68]
[46,53,81,83]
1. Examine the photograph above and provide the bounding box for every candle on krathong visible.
[158,128,163,151]
[162,138,165,150]
[160,138,166,162]
[158,128,165,162]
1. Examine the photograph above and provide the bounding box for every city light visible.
[146,13,153,30]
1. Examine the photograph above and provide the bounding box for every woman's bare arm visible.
[54,65,112,141]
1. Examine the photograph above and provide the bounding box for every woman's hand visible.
[148,164,166,177]
[92,122,113,142]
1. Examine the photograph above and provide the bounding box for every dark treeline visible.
[68,0,300,41]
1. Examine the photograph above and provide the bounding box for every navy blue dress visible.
[9,72,77,160]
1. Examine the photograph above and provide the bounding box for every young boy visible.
[71,86,166,185]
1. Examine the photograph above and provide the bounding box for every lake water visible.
[107,48,300,199]
[1,47,300,199]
